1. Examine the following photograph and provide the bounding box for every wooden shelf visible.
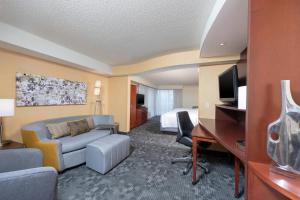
[216,104,246,112]
[248,162,300,199]
[199,118,246,162]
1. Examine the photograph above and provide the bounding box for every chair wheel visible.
[171,161,175,164]
[183,170,188,175]
[204,168,209,174]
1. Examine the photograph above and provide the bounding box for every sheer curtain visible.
[155,90,174,115]
[138,85,183,117]
[138,85,157,118]
[155,89,183,115]
[173,89,183,109]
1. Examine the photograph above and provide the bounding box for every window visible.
[138,85,183,117]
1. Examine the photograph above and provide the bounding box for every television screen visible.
[218,65,238,103]
[137,94,145,105]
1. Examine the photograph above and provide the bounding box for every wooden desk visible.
[192,125,217,184]
[192,118,246,198]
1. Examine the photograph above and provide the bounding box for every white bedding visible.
[160,108,198,130]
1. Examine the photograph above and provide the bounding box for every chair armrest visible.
[21,130,64,171]
[0,167,57,200]
[0,148,42,173]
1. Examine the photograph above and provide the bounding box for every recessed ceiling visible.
[139,65,198,85]
[0,0,216,66]
[200,0,248,57]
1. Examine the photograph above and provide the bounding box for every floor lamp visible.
[94,80,102,115]
[0,99,15,147]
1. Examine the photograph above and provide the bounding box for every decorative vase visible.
[267,80,300,175]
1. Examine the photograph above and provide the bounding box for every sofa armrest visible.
[0,167,57,200]
[93,115,114,126]
[0,148,42,173]
[21,130,64,171]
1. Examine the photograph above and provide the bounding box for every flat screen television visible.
[137,94,145,105]
[218,65,238,104]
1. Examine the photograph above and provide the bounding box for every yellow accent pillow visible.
[47,122,70,139]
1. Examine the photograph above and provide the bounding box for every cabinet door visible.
[130,85,137,129]
[136,109,143,126]
[142,109,147,123]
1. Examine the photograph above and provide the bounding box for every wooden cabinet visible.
[130,84,148,129]
[130,85,137,129]
[136,106,148,126]
[246,0,300,199]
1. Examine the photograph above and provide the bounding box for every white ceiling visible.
[0,0,216,66]
[139,65,198,85]
[200,0,248,57]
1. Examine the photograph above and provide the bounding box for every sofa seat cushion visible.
[58,130,111,153]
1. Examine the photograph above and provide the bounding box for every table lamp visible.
[0,99,15,147]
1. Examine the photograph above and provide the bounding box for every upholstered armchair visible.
[0,148,57,200]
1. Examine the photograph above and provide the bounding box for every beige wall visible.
[198,64,232,119]
[158,85,183,90]
[129,75,157,88]
[107,76,130,132]
[0,48,109,142]
[113,50,240,76]
[182,85,198,108]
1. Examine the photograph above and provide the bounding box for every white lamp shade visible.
[95,80,101,88]
[0,99,15,117]
[94,88,101,96]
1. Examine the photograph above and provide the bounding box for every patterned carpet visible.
[57,116,244,200]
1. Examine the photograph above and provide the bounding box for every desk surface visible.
[196,118,246,162]
[249,162,300,199]
[192,125,216,142]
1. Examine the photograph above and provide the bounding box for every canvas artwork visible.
[16,73,87,106]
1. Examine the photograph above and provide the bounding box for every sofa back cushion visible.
[86,117,95,129]
[22,115,114,140]
[47,122,70,139]
[67,119,90,136]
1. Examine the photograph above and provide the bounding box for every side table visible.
[0,140,25,150]
[113,122,119,134]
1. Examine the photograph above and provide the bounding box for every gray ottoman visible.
[86,134,130,174]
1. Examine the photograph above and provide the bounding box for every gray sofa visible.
[0,148,57,200]
[21,115,115,172]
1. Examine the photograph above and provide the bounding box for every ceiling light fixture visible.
[219,43,225,46]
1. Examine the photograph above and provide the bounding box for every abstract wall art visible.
[16,73,87,106]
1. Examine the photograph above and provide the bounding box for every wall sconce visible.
[95,80,101,88]
[94,80,102,114]
[94,80,101,96]
[94,88,101,96]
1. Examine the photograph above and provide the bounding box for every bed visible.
[160,108,198,132]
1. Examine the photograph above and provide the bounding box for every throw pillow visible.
[67,119,90,136]
[47,122,70,139]
[86,117,95,129]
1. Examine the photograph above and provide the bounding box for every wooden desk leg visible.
[192,137,200,185]
[234,157,240,198]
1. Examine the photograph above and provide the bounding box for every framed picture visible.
[16,73,87,106]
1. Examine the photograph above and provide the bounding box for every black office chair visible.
[171,111,209,175]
